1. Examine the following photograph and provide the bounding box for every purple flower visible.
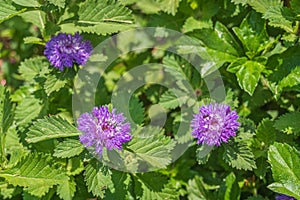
[44,32,92,71]
[77,106,131,156]
[275,194,296,200]
[191,103,240,146]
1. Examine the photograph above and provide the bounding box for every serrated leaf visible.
[26,116,81,143]
[182,17,212,33]
[228,59,265,95]
[278,66,300,90]
[223,132,257,170]
[156,0,181,15]
[0,182,15,199]
[159,91,180,109]
[53,139,84,158]
[57,178,76,200]
[15,96,45,128]
[47,0,65,8]
[0,86,13,134]
[0,153,68,197]
[223,172,240,200]
[256,118,276,146]
[44,72,69,96]
[84,159,114,198]
[73,0,134,35]
[12,0,40,7]
[268,143,300,199]
[104,171,129,200]
[24,36,44,45]
[126,126,176,170]
[187,176,210,200]
[129,96,144,125]
[0,0,26,23]
[274,112,300,135]
[19,10,46,30]
[246,0,282,13]
[18,57,50,82]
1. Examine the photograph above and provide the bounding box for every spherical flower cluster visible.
[44,32,92,71]
[191,103,240,146]
[275,194,296,200]
[77,106,131,157]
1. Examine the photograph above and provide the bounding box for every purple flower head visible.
[191,103,240,146]
[275,194,296,200]
[44,32,92,71]
[77,106,131,157]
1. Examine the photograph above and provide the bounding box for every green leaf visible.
[0,0,26,23]
[278,66,300,90]
[126,126,176,170]
[44,71,71,96]
[0,86,13,134]
[228,59,265,95]
[137,173,179,200]
[156,0,181,15]
[15,96,45,128]
[232,11,270,56]
[19,10,46,30]
[47,0,65,8]
[0,153,68,197]
[246,0,282,13]
[53,139,84,158]
[129,96,144,125]
[72,0,135,35]
[0,181,15,199]
[26,116,81,143]
[18,57,50,82]
[57,178,76,200]
[274,112,300,135]
[182,17,212,33]
[187,176,210,200]
[268,143,300,199]
[24,36,44,45]
[12,0,39,7]
[159,91,180,109]
[223,172,240,200]
[84,159,114,198]
[223,131,257,170]
[256,118,276,146]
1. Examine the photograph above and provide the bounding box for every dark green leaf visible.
[274,112,300,135]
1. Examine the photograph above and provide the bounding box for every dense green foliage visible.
[0,0,299,199]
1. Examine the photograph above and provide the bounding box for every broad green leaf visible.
[274,112,300,135]
[126,126,176,169]
[232,11,270,57]
[223,131,257,170]
[15,96,45,128]
[19,10,46,30]
[84,159,114,198]
[187,176,210,200]
[137,173,179,200]
[263,6,294,33]
[256,118,276,146]
[246,0,282,13]
[72,0,134,35]
[0,0,26,23]
[129,96,144,125]
[0,153,68,197]
[47,0,65,8]
[0,86,13,134]
[26,116,81,143]
[53,139,84,158]
[57,178,76,200]
[268,143,300,199]
[278,66,300,90]
[44,72,70,96]
[12,0,39,7]
[18,57,50,82]
[156,0,181,15]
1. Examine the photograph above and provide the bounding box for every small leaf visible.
[18,57,50,82]
[57,178,76,200]
[47,0,65,8]
[256,118,276,146]
[26,116,81,143]
[0,86,13,134]
[156,0,182,15]
[12,0,40,7]
[53,139,84,158]
[268,143,300,199]
[223,131,257,170]
[274,112,300,135]
[187,176,210,200]
[84,159,114,198]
